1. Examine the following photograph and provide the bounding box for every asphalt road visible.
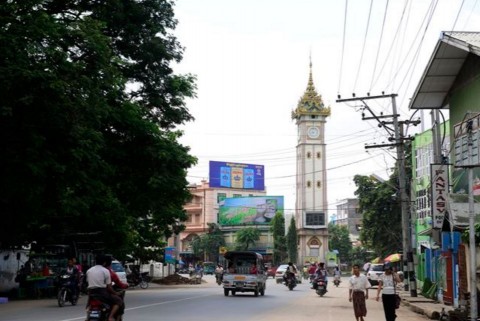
[0,275,431,321]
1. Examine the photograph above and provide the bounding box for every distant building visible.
[169,180,276,263]
[334,198,361,242]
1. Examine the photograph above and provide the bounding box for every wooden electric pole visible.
[336,93,417,297]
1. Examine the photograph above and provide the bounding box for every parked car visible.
[366,263,384,286]
[111,260,128,285]
[275,264,302,284]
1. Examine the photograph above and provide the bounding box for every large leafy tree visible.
[0,1,196,257]
[234,227,260,251]
[270,212,287,265]
[286,217,298,264]
[353,174,402,257]
[328,222,352,264]
[190,223,225,262]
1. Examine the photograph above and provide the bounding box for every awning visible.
[409,31,480,110]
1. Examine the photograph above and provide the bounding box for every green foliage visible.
[286,217,298,264]
[235,227,260,251]
[349,247,375,267]
[0,1,197,257]
[328,222,352,263]
[353,175,402,257]
[190,223,225,262]
[270,212,287,265]
[461,222,480,245]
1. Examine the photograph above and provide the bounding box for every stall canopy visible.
[384,253,402,263]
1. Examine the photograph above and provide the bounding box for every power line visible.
[337,0,349,95]
[353,0,374,92]
[369,0,390,92]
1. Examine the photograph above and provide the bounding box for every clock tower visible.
[291,60,331,265]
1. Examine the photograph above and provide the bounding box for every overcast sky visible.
[172,0,480,216]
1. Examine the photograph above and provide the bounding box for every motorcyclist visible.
[283,262,297,284]
[312,262,328,291]
[64,258,80,299]
[215,264,224,284]
[334,266,341,279]
[86,254,123,321]
[104,256,127,321]
[308,263,317,283]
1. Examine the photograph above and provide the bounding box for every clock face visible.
[307,126,320,138]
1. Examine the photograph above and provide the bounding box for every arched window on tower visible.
[308,237,322,257]
[307,151,311,158]
[317,152,321,158]
[317,181,321,188]
[307,181,311,188]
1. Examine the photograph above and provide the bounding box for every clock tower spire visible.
[292,59,330,265]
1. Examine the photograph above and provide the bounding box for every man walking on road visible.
[349,263,372,321]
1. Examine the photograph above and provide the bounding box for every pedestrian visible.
[349,263,372,321]
[376,263,402,321]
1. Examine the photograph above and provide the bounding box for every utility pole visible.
[455,118,478,321]
[467,121,477,321]
[336,93,417,297]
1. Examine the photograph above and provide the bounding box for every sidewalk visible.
[398,288,454,319]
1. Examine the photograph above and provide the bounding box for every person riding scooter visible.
[215,264,224,285]
[86,254,123,321]
[283,262,297,284]
[312,262,328,291]
[333,265,341,286]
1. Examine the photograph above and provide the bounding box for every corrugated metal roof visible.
[409,31,480,110]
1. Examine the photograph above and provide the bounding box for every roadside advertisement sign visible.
[165,247,176,264]
[431,164,448,229]
[209,161,265,190]
[218,196,284,225]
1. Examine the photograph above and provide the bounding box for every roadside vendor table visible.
[25,276,56,298]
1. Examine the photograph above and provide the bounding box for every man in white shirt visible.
[349,264,372,321]
[86,255,122,321]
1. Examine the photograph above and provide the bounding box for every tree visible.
[328,222,352,264]
[0,1,197,257]
[270,212,287,265]
[349,246,375,267]
[189,223,225,262]
[286,217,298,264]
[235,227,260,251]
[353,175,402,257]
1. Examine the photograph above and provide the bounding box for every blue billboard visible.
[209,161,265,190]
[218,196,284,226]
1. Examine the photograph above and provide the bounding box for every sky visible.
[171,0,480,216]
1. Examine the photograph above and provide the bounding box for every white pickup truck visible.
[222,251,267,297]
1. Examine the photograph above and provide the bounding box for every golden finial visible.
[292,56,331,119]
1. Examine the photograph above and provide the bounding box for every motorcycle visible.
[284,273,297,290]
[215,271,223,286]
[315,278,327,296]
[127,271,150,289]
[333,276,341,287]
[57,273,78,307]
[86,289,125,321]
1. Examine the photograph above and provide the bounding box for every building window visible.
[317,181,321,188]
[307,181,311,188]
[307,152,311,158]
[306,212,325,226]
[217,193,226,203]
[317,152,321,158]
[233,194,242,198]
